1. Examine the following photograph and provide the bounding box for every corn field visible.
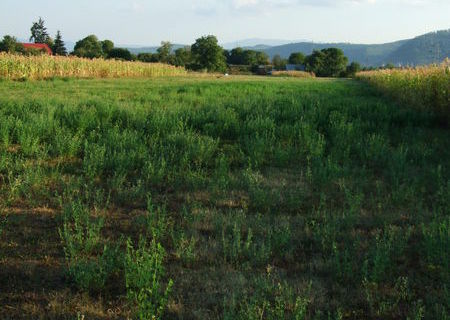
[0,53,187,80]
[271,70,315,78]
[357,60,450,122]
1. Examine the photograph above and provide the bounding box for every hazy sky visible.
[0,0,449,46]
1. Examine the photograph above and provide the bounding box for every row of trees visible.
[1,17,364,76]
[0,18,67,56]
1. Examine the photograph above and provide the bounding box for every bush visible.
[125,237,173,320]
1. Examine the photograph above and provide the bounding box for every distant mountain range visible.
[221,38,307,50]
[260,30,450,66]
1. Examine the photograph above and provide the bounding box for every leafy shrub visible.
[58,200,119,293]
[224,270,310,320]
[125,237,173,320]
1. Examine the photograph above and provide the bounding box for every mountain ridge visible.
[260,30,450,66]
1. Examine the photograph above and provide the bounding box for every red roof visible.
[22,43,53,55]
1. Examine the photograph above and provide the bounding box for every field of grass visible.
[0,76,449,319]
[357,61,450,124]
[0,53,187,80]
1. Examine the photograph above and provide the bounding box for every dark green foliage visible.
[343,61,361,77]
[137,52,159,63]
[173,46,192,67]
[0,35,24,54]
[52,30,67,56]
[305,48,348,77]
[108,48,133,61]
[288,52,305,65]
[272,54,288,70]
[29,17,50,44]
[73,35,104,58]
[101,40,114,56]
[157,41,173,63]
[227,47,270,66]
[191,35,227,72]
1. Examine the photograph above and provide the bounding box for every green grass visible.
[0,76,448,319]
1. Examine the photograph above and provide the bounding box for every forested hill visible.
[261,30,450,66]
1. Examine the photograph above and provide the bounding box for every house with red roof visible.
[22,43,53,55]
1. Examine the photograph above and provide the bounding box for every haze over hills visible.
[221,38,307,50]
[261,30,450,66]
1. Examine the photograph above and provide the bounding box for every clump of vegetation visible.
[224,269,311,320]
[59,200,111,292]
[125,237,173,320]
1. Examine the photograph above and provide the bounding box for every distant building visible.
[286,64,305,71]
[22,43,53,55]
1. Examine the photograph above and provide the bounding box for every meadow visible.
[0,75,448,319]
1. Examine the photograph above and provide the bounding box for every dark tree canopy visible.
[321,48,348,77]
[30,17,50,44]
[288,52,306,65]
[344,61,361,77]
[173,47,192,67]
[53,30,67,56]
[227,48,269,66]
[137,53,159,63]
[0,35,24,54]
[191,35,227,72]
[108,48,133,61]
[101,40,114,56]
[157,41,173,63]
[272,54,288,70]
[73,35,104,59]
[305,48,348,77]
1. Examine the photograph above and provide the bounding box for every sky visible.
[0,0,449,46]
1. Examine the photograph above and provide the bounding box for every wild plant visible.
[125,237,173,320]
[58,199,112,292]
[421,216,449,272]
[172,230,197,266]
[223,270,311,320]
[59,200,104,258]
[144,195,170,242]
[363,276,418,318]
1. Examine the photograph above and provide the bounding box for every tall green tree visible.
[108,48,133,61]
[320,48,348,77]
[30,17,50,43]
[305,48,348,77]
[288,52,305,65]
[53,30,67,56]
[272,54,288,70]
[101,40,114,56]
[73,35,104,59]
[191,35,226,72]
[0,35,25,54]
[157,41,173,63]
[344,62,361,77]
[173,46,192,67]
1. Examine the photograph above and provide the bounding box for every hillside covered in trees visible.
[261,30,450,66]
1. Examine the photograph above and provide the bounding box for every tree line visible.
[0,17,371,77]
